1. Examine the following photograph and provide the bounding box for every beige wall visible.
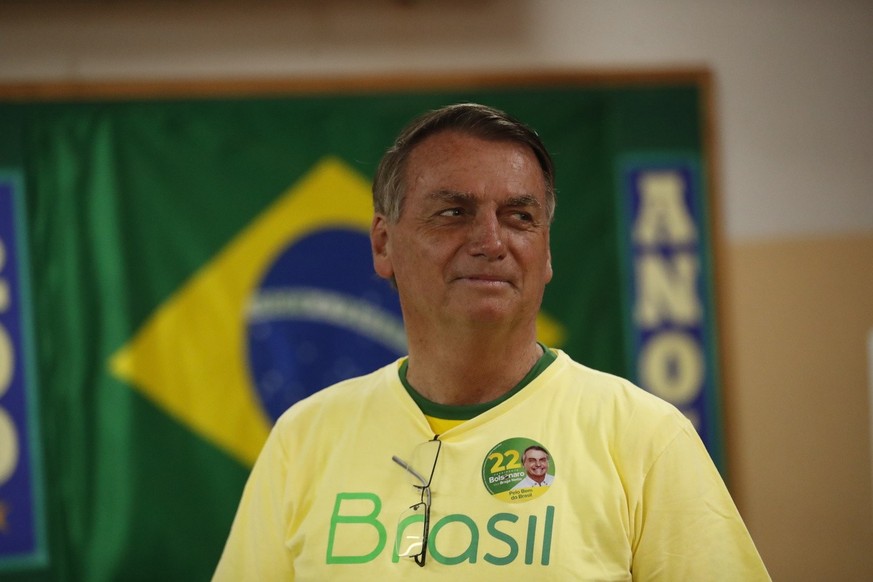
[2,1,872,579]
[724,234,873,579]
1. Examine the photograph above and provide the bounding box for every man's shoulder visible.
[549,351,695,466]
[549,350,686,425]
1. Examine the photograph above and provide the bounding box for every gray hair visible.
[523,445,550,461]
[372,103,556,223]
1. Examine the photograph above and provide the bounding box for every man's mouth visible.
[457,273,511,284]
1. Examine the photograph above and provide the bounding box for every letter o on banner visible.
[639,331,704,407]
[0,323,18,485]
[0,408,18,486]
[0,323,13,394]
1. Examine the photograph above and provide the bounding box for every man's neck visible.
[404,326,543,406]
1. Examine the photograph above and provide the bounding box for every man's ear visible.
[545,246,553,284]
[370,214,394,280]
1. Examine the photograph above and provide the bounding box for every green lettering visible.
[326,492,386,564]
[524,515,536,564]
[542,505,554,565]
[484,513,519,565]
[430,514,479,565]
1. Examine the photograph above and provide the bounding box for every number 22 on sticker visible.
[488,450,522,473]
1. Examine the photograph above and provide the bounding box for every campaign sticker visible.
[481,438,555,503]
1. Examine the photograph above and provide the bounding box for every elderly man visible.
[512,446,554,489]
[214,103,769,580]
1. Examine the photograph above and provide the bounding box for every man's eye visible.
[439,208,464,217]
[514,211,534,222]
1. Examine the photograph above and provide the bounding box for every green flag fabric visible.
[0,80,720,581]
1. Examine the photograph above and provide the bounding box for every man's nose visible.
[468,212,505,259]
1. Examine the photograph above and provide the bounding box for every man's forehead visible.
[406,134,545,189]
[406,130,541,174]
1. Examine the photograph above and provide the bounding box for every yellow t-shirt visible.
[214,350,770,581]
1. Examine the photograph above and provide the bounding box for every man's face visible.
[523,449,549,482]
[371,131,552,331]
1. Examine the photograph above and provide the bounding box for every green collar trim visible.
[399,345,557,421]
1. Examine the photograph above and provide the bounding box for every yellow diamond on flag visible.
[536,311,565,350]
[109,157,376,466]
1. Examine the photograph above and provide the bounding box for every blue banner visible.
[618,157,725,469]
[0,173,47,570]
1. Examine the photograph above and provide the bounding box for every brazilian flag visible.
[0,79,719,581]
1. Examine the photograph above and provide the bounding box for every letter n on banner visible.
[0,172,48,571]
[616,156,726,473]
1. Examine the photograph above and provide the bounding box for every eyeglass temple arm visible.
[391,455,429,488]
[392,455,433,506]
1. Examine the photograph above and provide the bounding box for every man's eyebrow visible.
[427,191,542,208]
[505,194,542,208]
[427,189,476,204]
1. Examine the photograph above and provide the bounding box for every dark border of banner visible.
[0,69,710,101]
[0,171,49,571]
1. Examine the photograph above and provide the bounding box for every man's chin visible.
[456,308,516,327]
[448,295,520,321]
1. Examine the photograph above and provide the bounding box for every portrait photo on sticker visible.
[481,437,555,503]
